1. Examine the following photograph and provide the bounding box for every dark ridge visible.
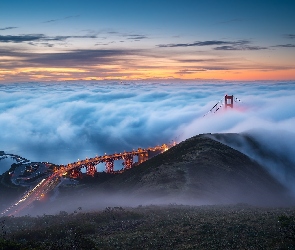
[55,134,291,208]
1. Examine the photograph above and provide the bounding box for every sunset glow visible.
[0,0,294,82]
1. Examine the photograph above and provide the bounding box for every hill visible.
[98,134,291,204]
[37,133,293,216]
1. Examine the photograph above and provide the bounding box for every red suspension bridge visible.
[59,143,171,178]
[1,143,172,216]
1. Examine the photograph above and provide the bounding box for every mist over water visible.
[0,81,295,176]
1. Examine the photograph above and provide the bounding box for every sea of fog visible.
[0,81,294,175]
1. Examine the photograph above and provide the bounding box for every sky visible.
[0,0,295,82]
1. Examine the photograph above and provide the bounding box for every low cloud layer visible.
[0,81,294,175]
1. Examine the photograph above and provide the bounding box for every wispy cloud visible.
[25,49,137,66]
[0,48,140,72]
[0,34,46,43]
[177,67,228,74]
[95,41,115,46]
[0,26,18,31]
[105,32,148,41]
[273,44,295,48]
[43,15,80,23]
[177,69,207,74]
[125,34,148,40]
[286,34,295,39]
[214,45,267,51]
[28,42,55,47]
[157,40,267,51]
[0,34,96,43]
[178,59,219,63]
[107,31,119,34]
[158,40,232,47]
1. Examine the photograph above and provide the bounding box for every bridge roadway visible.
[1,144,170,216]
[60,144,169,176]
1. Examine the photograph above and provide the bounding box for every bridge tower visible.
[122,154,133,170]
[70,168,82,178]
[225,95,234,108]
[138,148,148,164]
[105,159,114,173]
[86,164,96,177]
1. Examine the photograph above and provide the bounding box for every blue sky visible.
[0,0,295,81]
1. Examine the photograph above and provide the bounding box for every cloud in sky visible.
[0,34,46,43]
[273,44,295,48]
[24,49,138,69]
[0,34,96,43]
[125,34,148,40]
[42,15,80,23]
[157,40,267,50]
[158,40,233,47]
[0,26,18,31]
[286,34,295,39]
[214,45,267,51]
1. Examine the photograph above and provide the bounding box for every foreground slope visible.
[2,205,295,249]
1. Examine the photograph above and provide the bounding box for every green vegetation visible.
[1,204,295,249]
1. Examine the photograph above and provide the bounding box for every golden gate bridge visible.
[1,143,172,216]
[58,143,171,178]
